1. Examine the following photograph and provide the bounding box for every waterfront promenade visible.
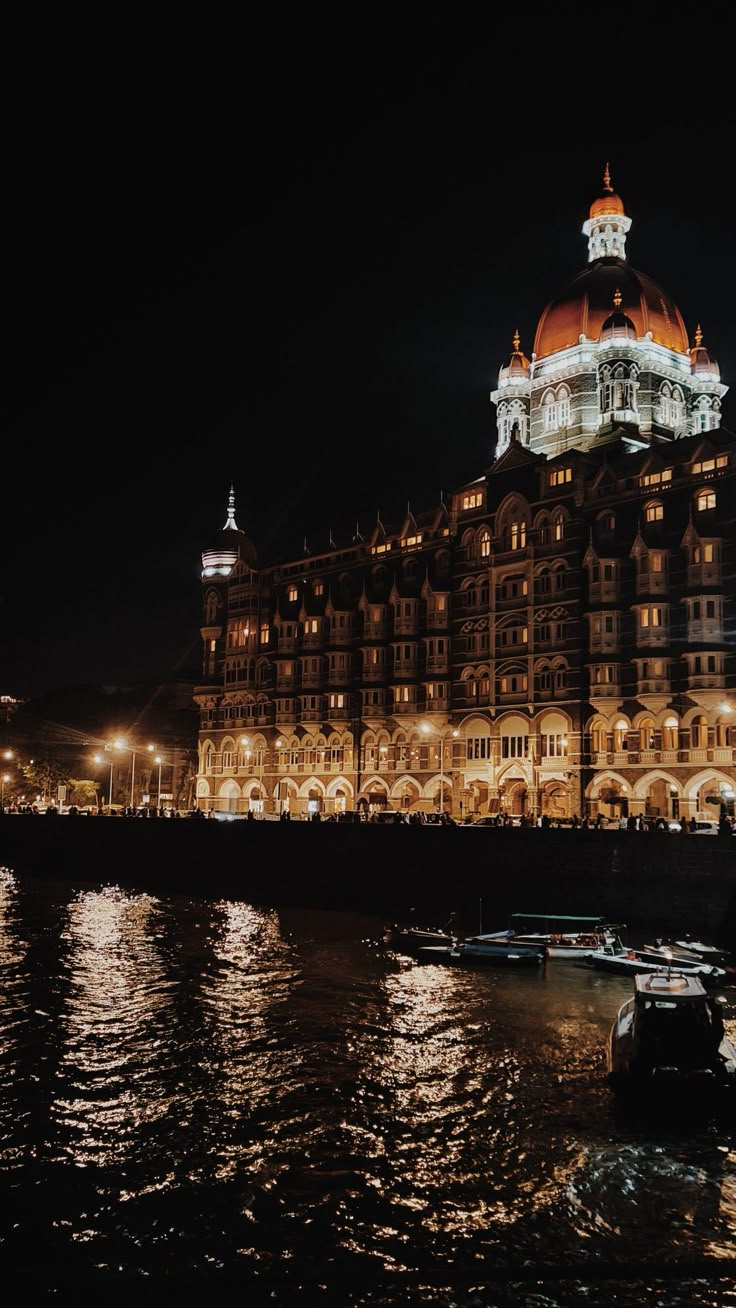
[1,817,735,938]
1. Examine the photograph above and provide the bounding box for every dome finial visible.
[613,288,622,309]
[224,484,238,531]
[603,162,613,193]
[695,323,703,347]
[513,328,521,352]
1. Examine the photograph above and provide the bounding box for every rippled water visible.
[1,866,736,1305]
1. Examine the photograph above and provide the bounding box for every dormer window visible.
[640,468,672,489]
[462,491,484,511]
[549,467,572,487]
[691,455,727,475]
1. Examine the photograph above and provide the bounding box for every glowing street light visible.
[420,723,460,814]
[1,773,10,806]
[154,756,164,808]
[2,749,12,761]
[94,753,115,810]
[110,739,156,809]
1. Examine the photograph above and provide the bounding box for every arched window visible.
[479,528,491,559]
[553,664,566,692]
[696,489,717,512]
[645,500,664,523]
[510,521,527,550]
[639,718,655,750]
[599,362,638,415]
[612,719,628,752]
[553,514,565,542]
[662,715,679,751]
[691,715,708,749]
[591,721,606,754]
[204,590,219,624]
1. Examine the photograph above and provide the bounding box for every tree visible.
[20,756,71,802]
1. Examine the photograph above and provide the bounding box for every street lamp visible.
[420,723,460,814]
[154,756,164,808]
[94,753,115,810]
[1,774,10,806]
[110,739,156,809]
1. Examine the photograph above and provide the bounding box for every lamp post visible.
[1,774,10,807]
[94,753,115,810]
[154,756,164,808]
[111,739,156,810]
[421,723,460,814]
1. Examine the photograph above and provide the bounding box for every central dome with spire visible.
[534,166,688,358]
[490,167,727,461]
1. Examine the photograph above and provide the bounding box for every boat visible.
[586,944,727,984]
[494,913,624,958]
[388,924,454,953]
[418,934,546,967]
[607,970,736,1102]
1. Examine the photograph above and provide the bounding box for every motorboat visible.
[586,944,727,984]
[418,933,546,967]
[388,924,454,953]
[608,970,736,1101]
[492,913,624,958]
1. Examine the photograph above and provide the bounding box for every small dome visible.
[589,163,625,220]
[589,191,625,220]
[498,330,530,381]
[201,487,257,576]
[690,325,720,378]
[601,290,636,340]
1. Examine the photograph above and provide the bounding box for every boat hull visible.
[418,944,545,967]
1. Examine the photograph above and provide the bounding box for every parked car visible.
[667,820,720,835]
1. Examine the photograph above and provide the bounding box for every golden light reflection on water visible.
[199,901,299,1182]
[52,885,176,1167]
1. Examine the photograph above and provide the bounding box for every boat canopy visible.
[510,913,606,925]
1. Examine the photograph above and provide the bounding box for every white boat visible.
[587,945,726,984]
[608,971,736,1102]
[499,913,623,958]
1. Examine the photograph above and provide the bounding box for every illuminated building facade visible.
[195,173,736,822]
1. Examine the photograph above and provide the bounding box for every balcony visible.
[588,582,620,604]
[637,679,670,696]
[277,636,297,654]
[713,747,734,764]
[301,672,322,689]
[329,625,352,648]
[426,656,449,674]
[687,674,725,690]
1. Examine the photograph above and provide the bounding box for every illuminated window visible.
[693,543,714,564]
[549,467,572,487]
[304,618,320,635]
[554,516,564,542]
[479,529,491,558]
[645,501,664,523]
[639,606,664,628]
[314,581,324,596]
[696,489,716,511]
[640,468,672,488]
[461,491,484,511]
[328,693,345,709]
[287,585,298,602]
[692,456,727,474]
[510,521,527,550]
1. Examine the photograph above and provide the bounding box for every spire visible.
[603,161,613,193]
[513,328,520,353]
[353,521,365,543]
[329,527,336,549]
[303,535,310,556]
[223,484,238,531]
[695,323,704,347]
[613,288,622,309]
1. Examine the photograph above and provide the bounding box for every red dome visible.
[589,191,625,220]
[533,260,689,359]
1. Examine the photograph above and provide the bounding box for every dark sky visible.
[4,25,736,696]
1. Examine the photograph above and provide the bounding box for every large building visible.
[194,171,735,822]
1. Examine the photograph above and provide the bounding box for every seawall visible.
[2,819,736,941]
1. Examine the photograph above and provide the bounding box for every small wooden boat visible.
[608,971,736,1103]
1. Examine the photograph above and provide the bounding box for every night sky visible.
[4,27,736,696]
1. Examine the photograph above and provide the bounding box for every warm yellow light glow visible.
[241,736,250,746]
[113,738,127,750]
[93,755,102,764]
[155,756,162,765]
[2,750,12,760]
[147,744,155,752]
[2,774,10,783]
